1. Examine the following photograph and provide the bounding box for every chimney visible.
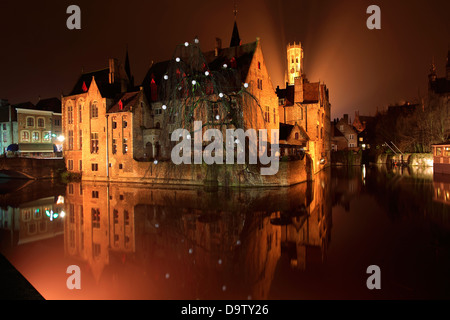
[215,38,222,57]
[343,114,349,124]
[109,58,117,84]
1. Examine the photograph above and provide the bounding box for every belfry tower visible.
[286,42,304,85]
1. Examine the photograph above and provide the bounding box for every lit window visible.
[32,131,40,142]
[21,131,30,142]
[91,133,99,153]
[43,131,51,142]
[123,138,128,154]
[112,139,117,154]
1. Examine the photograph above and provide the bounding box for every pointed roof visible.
[108,91,143,113]
[230,21,241,47]
[279,123,309,142]
[67,68,122,98]
[35,97,61,113]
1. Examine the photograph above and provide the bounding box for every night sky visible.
[0,0,449,119]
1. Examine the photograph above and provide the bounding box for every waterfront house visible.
[432,142,450,175]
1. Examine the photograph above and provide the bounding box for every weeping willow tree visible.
[156,38,267,156]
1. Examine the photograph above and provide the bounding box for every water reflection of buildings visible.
[331,167,363,211]
[63,169,331,299]
[433,174,450,206]
[0,196,65,248]
[277,170,332,271]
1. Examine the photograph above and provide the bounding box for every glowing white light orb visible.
[192,80,196,85]
[184,42,189,47]
[194,38,199,44]
[57,135,65,142]
[176,57,181,62]
[219,93,224,98]
[244,83,249,88]
[162,105,167,110]
[205,71,209,76]
[154,160,158,165]
[215,115,220,120]
[164,75,169,80]
[223,64,227,68]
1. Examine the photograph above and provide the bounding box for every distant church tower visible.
[286,42,304,85]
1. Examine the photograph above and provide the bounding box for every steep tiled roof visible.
[279,123,309,141]
[108,91,142,113]
[35,97,61,113]
[303,82,319,103]
[141,41,258,102]
[276,86,294,106]
[68,68,123,99]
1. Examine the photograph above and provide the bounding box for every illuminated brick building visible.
[62,21,281,181]
[276,42,331,173]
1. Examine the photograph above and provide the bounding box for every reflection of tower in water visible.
[274,169,332,270]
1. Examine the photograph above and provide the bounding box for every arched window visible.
[67,104,73,124]
[21,131,30,142]
[91,102,98,118]
[37,118,45,128]
[27,117,34,127]
[32,131,40,142]
[295,132,299,140]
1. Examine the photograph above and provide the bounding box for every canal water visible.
[0,165,449,300]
